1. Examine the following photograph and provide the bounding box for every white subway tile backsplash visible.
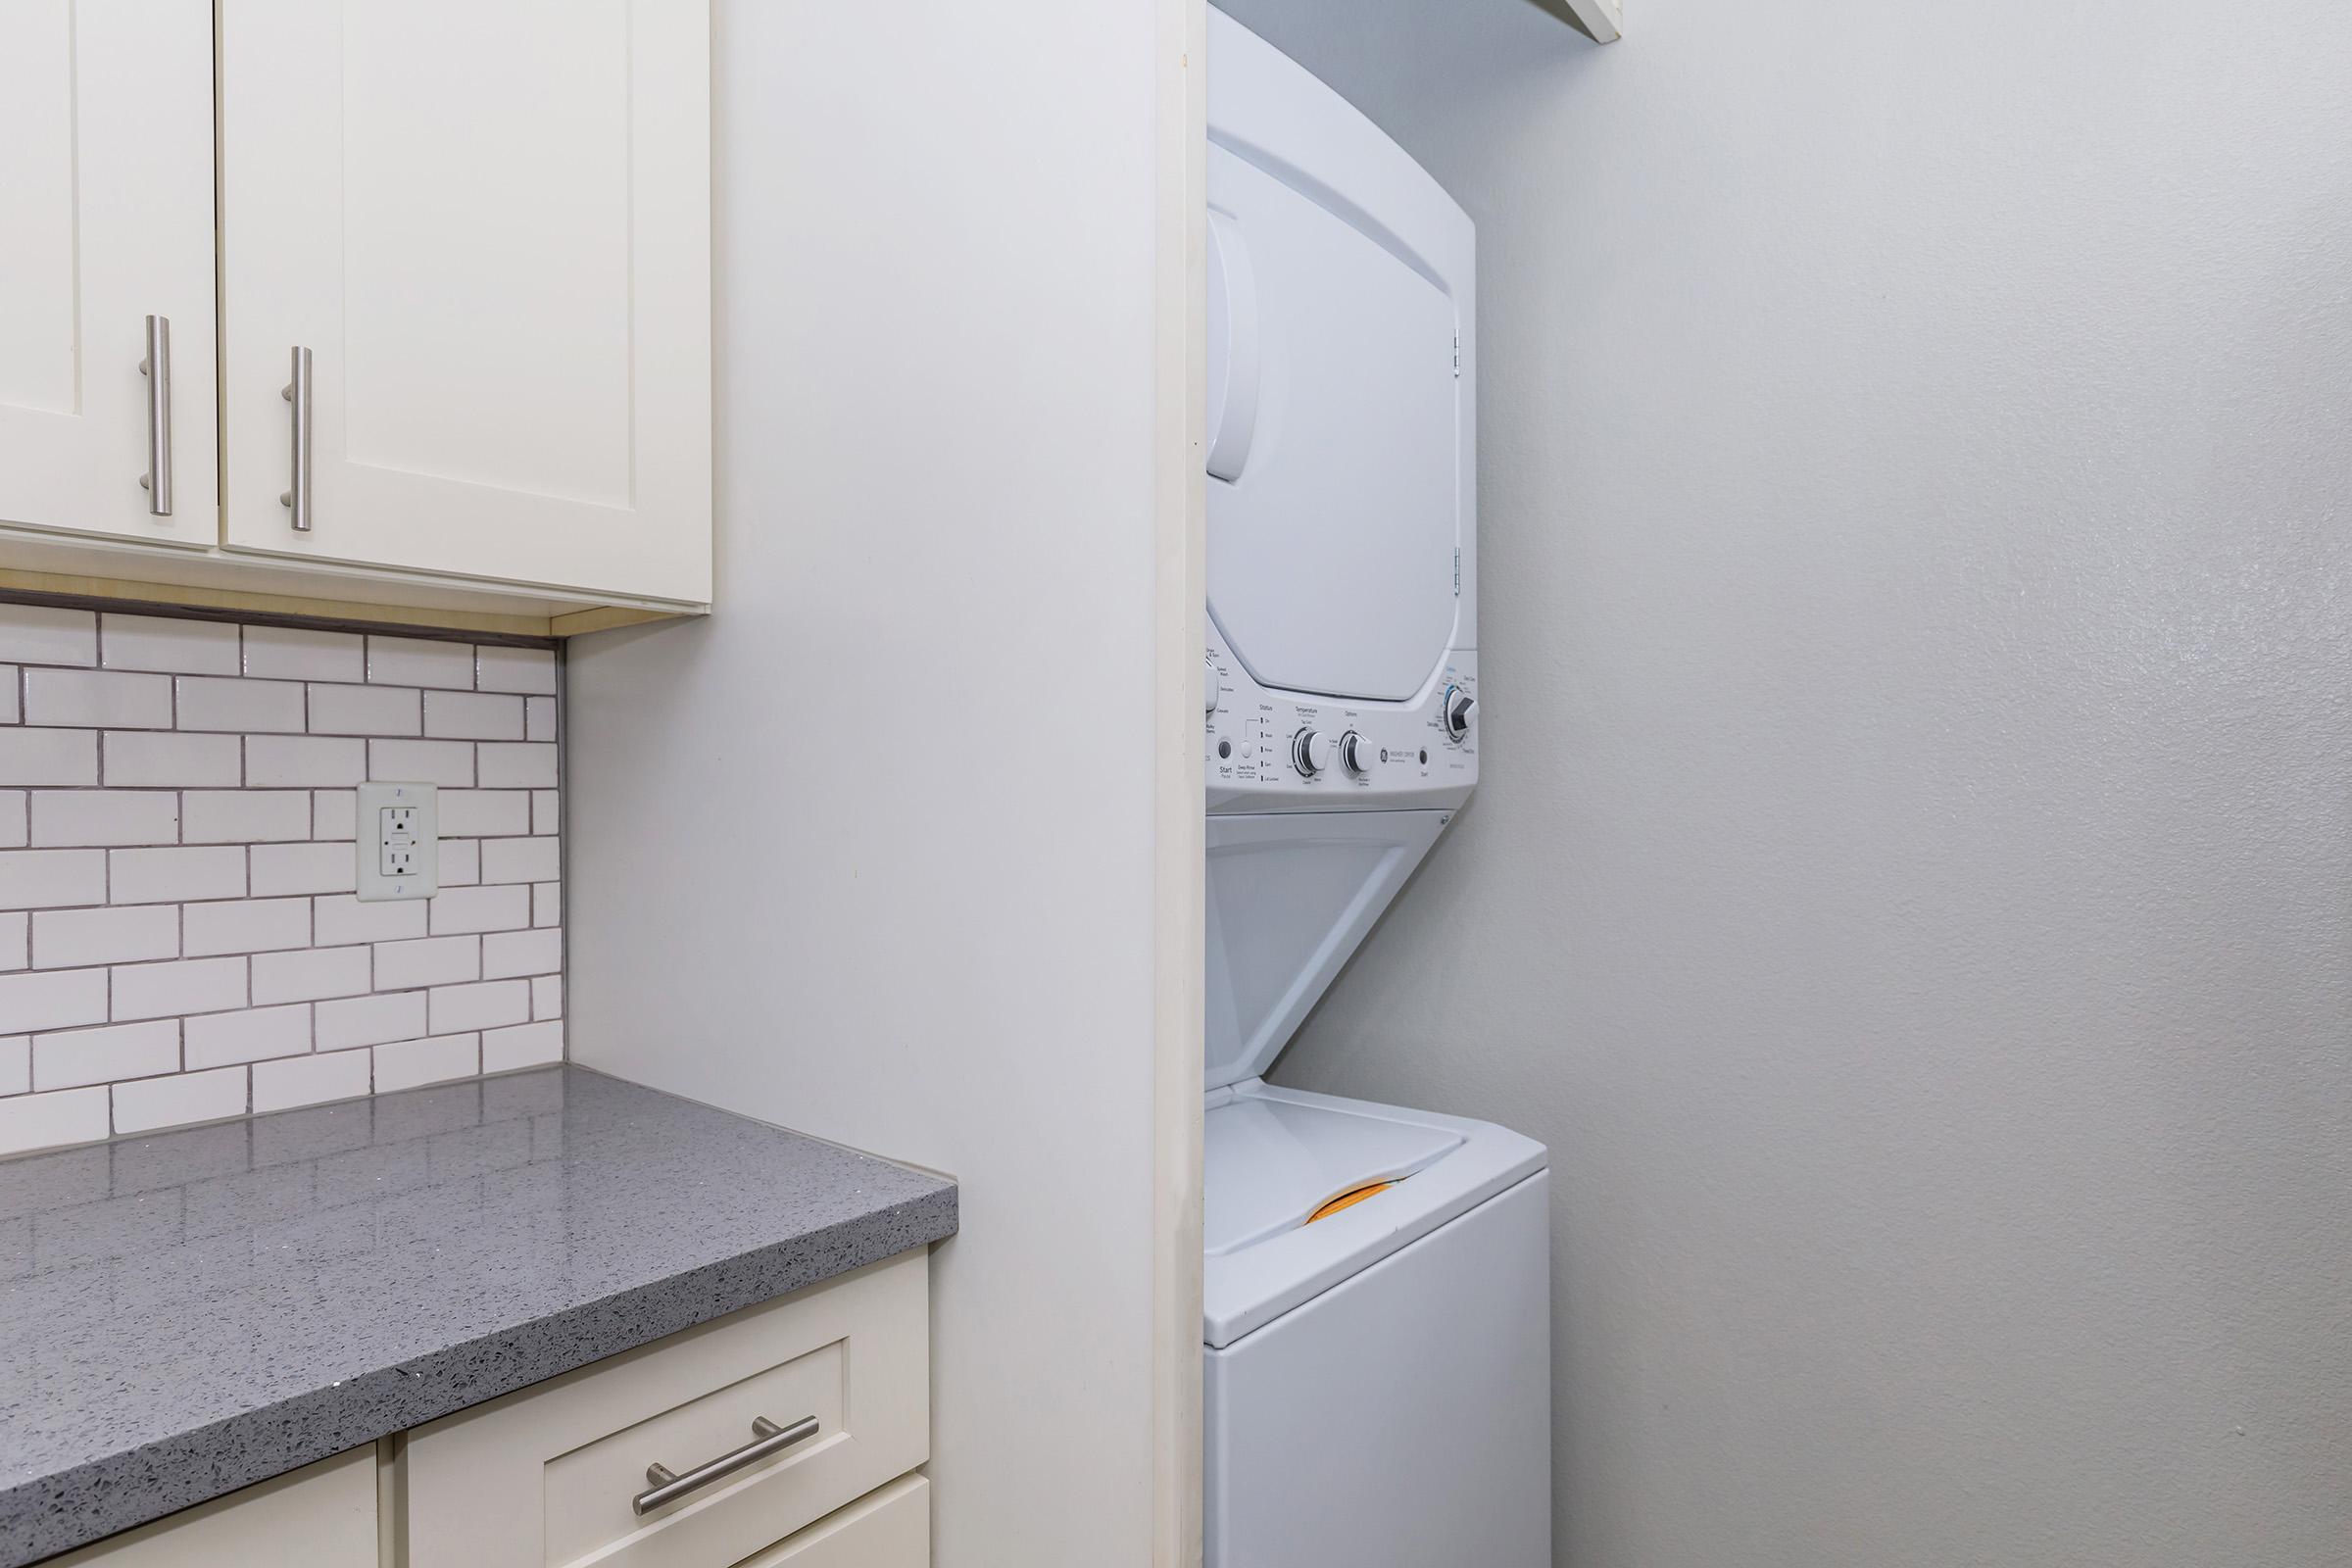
[308,683,422,737]
[422,691,524,741]
[316,991,426,1051]
[183,790,311,844]
[252,1048,371,1112]
[243,625,365,683]
[184,1004,312,1068]
[251,946,371,1004]
[367,739,473,787]
[481,837,561,886]
[113,1065,246,1134]
[0,729,99,786]
[483,1019,564,1073]
[0,1087,111,1157]
[103,731,240,787]
[312,790,358,841]
[313,894,426,948]
[32,906,178,970]
[437,840,480,887]
[441,790,531,838]
[1,969,110,1033]
[101,614,240,675]
[427,885,531,937]
[481,928,561,980]
[110,846,245,905]
[427,979,529,1035]
[246,734,366,788]
[28,789,178,848]
[373,1033,480,1092]
[477,743,557,788]
[475,646,557,695]
[250,842,357,897]
[0,606,559,1148]
[0,607,97,667]
[177,675,306,733]
[112,957,247,1021]
[0,849,108,909]
[23,669,172,730]
[367,636,474,690]
[372,935,480,992]
[32,1019,178,1090]
[183,898,313,957]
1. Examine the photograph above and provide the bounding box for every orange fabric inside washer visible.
[1306,1180,1396,1224]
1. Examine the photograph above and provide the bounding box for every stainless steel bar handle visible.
[280,346,313,532]
[630,1414,818,1516]
[138,316,172,515]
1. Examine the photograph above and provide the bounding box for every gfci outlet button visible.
[357,781,440,902]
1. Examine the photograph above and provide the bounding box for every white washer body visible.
[1203,1082,1551,1568]
[1202,16,1545,1568]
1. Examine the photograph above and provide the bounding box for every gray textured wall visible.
[1213,1,2352,1562]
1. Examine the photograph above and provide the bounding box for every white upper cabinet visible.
[217,0,712,606]
[0,0,219,550]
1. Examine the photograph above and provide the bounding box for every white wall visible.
[1214,1,2352,1563]
[564,3,1199,1564]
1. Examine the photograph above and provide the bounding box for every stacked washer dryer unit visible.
[1201,12,1551,1568]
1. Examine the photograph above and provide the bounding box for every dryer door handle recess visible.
[1205,208,1262,483]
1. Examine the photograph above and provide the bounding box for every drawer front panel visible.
[48,1448,375,1568]
[543,1339,846,1565]
[403,1250,928,1568]
[737,1475,929,1568]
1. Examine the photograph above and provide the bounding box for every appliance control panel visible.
[1206,629,1476,812]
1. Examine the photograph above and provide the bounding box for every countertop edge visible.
[0,1183,956,1567]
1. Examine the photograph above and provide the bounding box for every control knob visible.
[1204,655,1219,715]
[1293,728,1334,777]
[1339,730,1370,776]
[1444,686,1476,743]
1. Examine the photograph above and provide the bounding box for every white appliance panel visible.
[1203,1094,1462,1257]
[1205,141,1461,706]
[1204,811,1448,1090]
[1203,1171,1551,1568]
[1205,629,1474,813]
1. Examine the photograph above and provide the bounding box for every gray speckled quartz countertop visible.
[0,1066,956,1566]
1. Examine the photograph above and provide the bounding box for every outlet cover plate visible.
[358,781,439,903]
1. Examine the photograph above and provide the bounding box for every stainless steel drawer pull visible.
[138,316,172,514]
[280,345,313,532]
[631,1414,818,1516]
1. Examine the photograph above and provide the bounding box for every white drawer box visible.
[46,1448,375,1568]
[740,1475,929,1567]
[402,1250,928,1568]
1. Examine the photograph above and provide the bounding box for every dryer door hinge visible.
[1453,548,1462,595]
[1452,332,1460,377]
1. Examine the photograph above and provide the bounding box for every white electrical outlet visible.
[357,781,439,902]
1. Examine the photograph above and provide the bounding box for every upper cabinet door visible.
[0,1,220,549]
[218,0,712,606]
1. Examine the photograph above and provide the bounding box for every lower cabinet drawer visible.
[737,1475,929,1567]
[46,1448,376,1568]
[402,1250,929,1568]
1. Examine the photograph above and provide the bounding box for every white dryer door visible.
[1205,142,1463,704]
[1205,810,1448,1089]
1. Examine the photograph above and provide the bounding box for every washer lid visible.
[1202,1082,1548,1348]
[1204,1093,1462,1258]
[1205,810,1448,1090]
[1205,143,1463,705]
